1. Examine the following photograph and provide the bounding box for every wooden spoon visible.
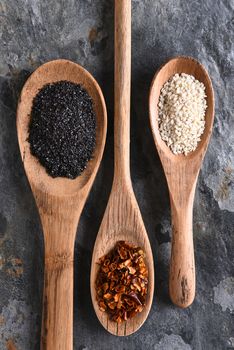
[149,56,214,308]
[90,0,154,336]
[17,59,107,349]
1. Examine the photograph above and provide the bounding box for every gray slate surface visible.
[0,0,233,349]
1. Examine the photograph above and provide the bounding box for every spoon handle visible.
[169,194,195,308]
[38,197,79,350]
[114,0,131,182]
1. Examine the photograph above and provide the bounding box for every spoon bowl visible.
[149,56,214,307]
[17,59,107,349]
[17,59,106,196]
[90,188,154,336]
[149,56,214,162]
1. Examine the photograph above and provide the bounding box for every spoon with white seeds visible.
[149,56,214,308]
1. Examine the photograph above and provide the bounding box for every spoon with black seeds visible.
[17,59,107,350]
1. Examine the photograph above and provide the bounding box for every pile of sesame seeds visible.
[158,73,207,155]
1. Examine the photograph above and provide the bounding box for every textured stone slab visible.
[0,0,233,349]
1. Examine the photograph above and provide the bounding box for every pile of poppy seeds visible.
[29,81,96,179]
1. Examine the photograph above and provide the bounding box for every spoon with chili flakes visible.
[90,0,154,336]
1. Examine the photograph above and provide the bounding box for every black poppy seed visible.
[29,80,96,179]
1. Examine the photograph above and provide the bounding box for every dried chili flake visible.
[95,241,148,323]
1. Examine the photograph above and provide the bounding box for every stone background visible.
[0,0,233,349]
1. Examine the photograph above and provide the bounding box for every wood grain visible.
[17,59,107,349]
[90,0,154,336]
[149,56,214,308]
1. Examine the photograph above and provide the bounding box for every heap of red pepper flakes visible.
[95,241,148,323]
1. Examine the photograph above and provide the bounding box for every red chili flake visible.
[102,283,109,293]
[98,300,107,312]
[95,241,148,323]
[128,266,136,275]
